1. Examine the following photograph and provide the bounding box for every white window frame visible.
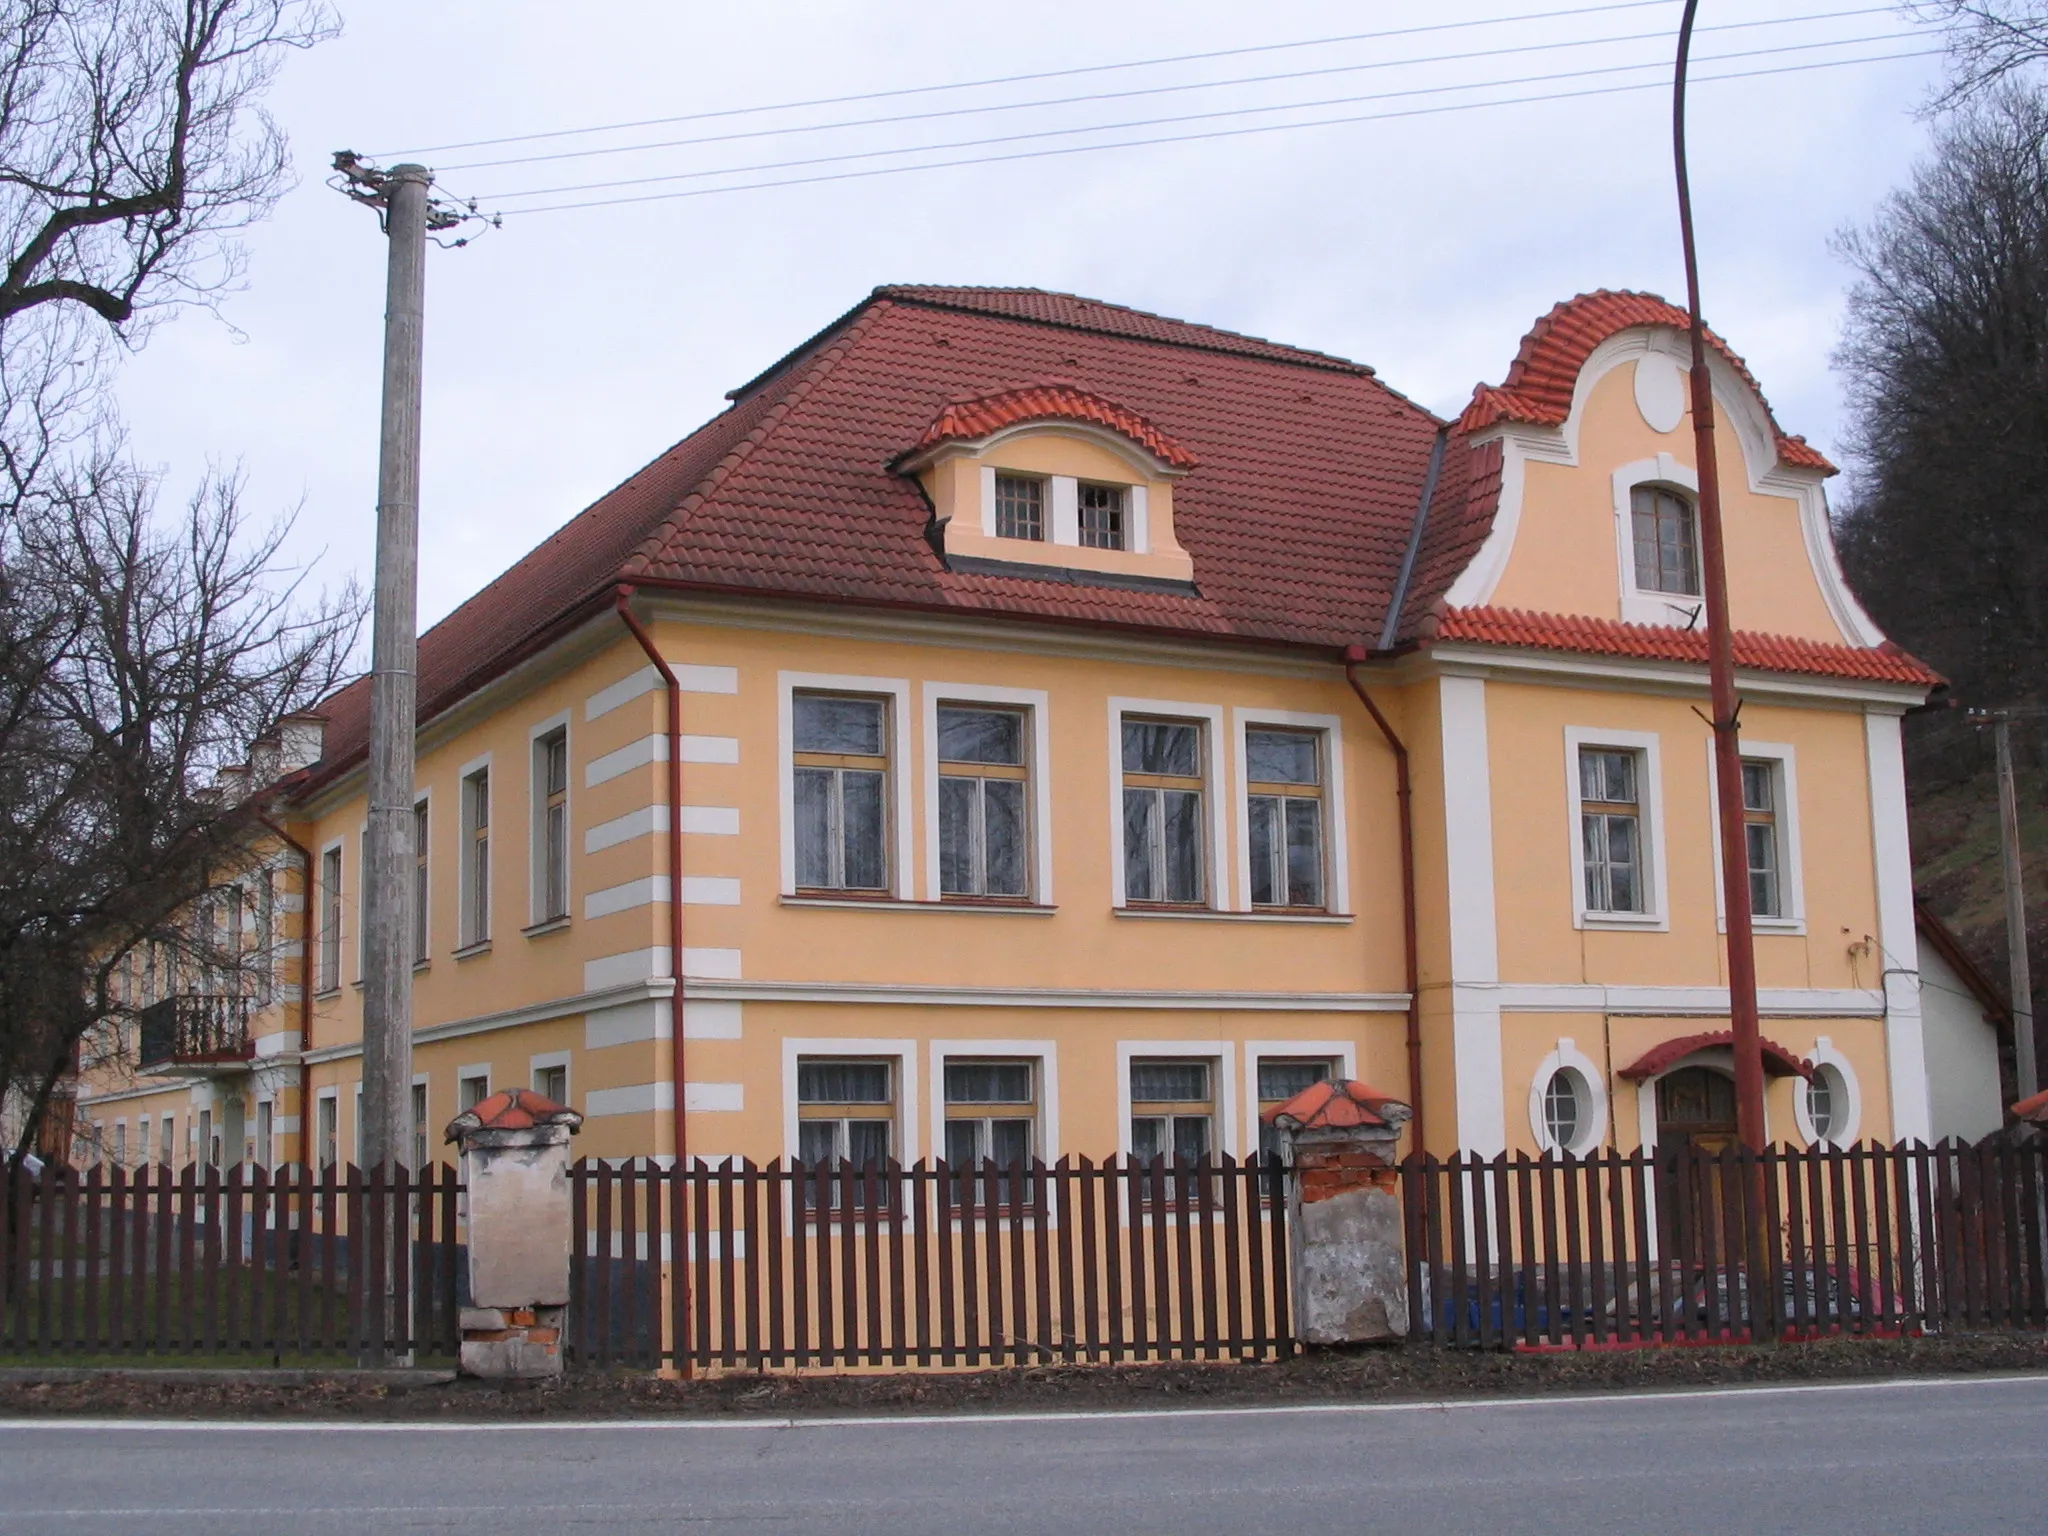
[1232,710,1350,915]
[979,464,1151,553]
[926,1039,1059,1164]
[1793,1036,1862,1148]
[316,838,344,994]
[528,712,572,929]
[315,1088,339,1169]
[777,673,914,900]
[1706,739,1806,933]
[1109,698,1232,911]
[409,1072,430,1173]
[255,1099,272,1172]
[350,1082,361,1166]
[458,752,493,950]
[530,1049,573,1108]
[1612,455,1705,627]
[411,790,432,966]
[920,683,1054,904]
[1529,1038,1609,1155]
[457,1064,492,1113]
[781,1037,918,1164]
[1244,1039,1358,1156]
[1115,1041,1238,1156]
[1564,726,1669,931]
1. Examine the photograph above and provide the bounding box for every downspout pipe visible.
[1344,652,1424,1155]
[613,587,688,1174]
[257,813,316,1167]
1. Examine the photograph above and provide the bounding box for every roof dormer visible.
[896,383,1198,585]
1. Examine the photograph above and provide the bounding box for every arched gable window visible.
[1630,485,1700,597]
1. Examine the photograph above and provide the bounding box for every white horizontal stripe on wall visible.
[586,804,666,854]
[584,1081,673,1117]
[683,1001,743,1040]
[586,734,664,787]
[681,805,739,835]
[685,1082,744,1112]
[683,946,742,979]
[681,735,738,764]
[586,667,662,722]
[678,664,738,694]
[585,876,668,920]
[585,998,669,1049]
[681,876,741,906]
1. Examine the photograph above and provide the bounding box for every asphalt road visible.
[4,1375,2044,1533]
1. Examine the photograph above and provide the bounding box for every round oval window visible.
[1542,1068,1584,1152]
[1807,1066,1840,1143]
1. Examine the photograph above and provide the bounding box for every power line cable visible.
[486,45,1937,217]
[474,30,1918,204]
[370,0,1684,159]
[439,5,1892,174]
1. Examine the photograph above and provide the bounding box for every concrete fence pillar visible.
[1264,1079,1413,1345]
[445,1087,582,1379]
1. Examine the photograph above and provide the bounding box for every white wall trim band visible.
[682,978,1410,1011]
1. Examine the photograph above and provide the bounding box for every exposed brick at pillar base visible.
[1298,1153,1400,1201]
[459,1305,565,1379]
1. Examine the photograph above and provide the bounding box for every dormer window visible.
[994,474,1045,541]
[1630,485,1699,597]
[1078,482,1126,551]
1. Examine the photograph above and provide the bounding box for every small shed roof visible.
[1618,1031,1814,1083]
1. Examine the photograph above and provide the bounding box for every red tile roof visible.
[906,382,1199,469]
[1455,290,1836,475]
[1424,605,1943,686]
[1619,1031,1815,1082]
[290,287,1897,790]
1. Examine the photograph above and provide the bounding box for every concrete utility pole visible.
[333,155,442,1179]
[1673,0,1767,1150]
[1973,709,2040,1104]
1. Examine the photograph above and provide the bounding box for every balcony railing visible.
[137,994,253,1070]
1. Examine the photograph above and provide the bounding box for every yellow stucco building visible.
[76,286,1943,1175]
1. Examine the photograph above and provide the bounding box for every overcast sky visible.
[110,0,1949,634]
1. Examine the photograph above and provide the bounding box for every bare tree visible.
[1915,3,2048,111]
[0,462,361,1158]
[1834,84,2048,729]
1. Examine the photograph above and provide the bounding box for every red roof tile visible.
[445,1087,582,1140]
[1455,291,1837,475]
[2014,1088,2048,1124]
[1263,1078,1411,1129]
[1619,1031,1814,1082]
[1425,605,1942,687]
[906,382,1199,469]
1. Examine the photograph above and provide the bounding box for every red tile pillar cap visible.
[445,1087,583,1151]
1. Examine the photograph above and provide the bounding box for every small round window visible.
[1806,1065,1842,1145]
[1542,1068,1586,1152]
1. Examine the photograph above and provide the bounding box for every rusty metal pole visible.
[1674,0,1767,1152]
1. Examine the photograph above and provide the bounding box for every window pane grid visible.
[1123,719,1205,905]
[1742,759,1781,918]
[994,474,1044,541]
[1078,482,1126,550]
[794,694,890,893]
[799,1057,896,1210]
[1579,748,1644,915]
[1630,485,1701,596]
[412,801,429,963]
[938,706,1030,899]
[540,729,569,922]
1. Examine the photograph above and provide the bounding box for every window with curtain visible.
[1246,727,1326,909]
[318,846,342,992]
[1579,747,1644,914]
[797,1057,895,1208]
[937,705,1029,899]
[462,767,491,946]
[943,1059,1037,1209]
[792,694,890,892]
[412,800,430,963]
[1129,1058,1214,1162]
[1122,718,1206,905]
[1257,1058,1334,1160]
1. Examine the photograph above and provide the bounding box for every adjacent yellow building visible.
[76,286,1944,1175]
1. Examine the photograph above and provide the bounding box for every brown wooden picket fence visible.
[568,1155,1293,1372]
[0,1161,465,1361]
[1403,1140,2048,1348]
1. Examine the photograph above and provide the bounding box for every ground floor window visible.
[1129,1058,1215,1163]
[1256,1058,1335,1161]
[797,1058,895,1208]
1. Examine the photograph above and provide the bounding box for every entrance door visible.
[1655,1067,1741,1320]
[1656,1066,1738,1153]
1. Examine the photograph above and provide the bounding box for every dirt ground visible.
[2,1333,2046,1420]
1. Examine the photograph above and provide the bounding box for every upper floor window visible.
[535,728,570,924]
[1742,758,1781,919]
[993,474,1045,541]
[793,693,890,892]
[1630,485,1699,597]
[462,766,491,947]
[937,705,1029,899]
[317,845,343,993]
[1122,717,1206,905]
[1078,482,1126,550]
[412,799,430,964]
[1246,728,1326,909]
[1579,747,1643,914]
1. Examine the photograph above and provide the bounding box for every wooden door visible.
[1657,1068,1741,1326]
